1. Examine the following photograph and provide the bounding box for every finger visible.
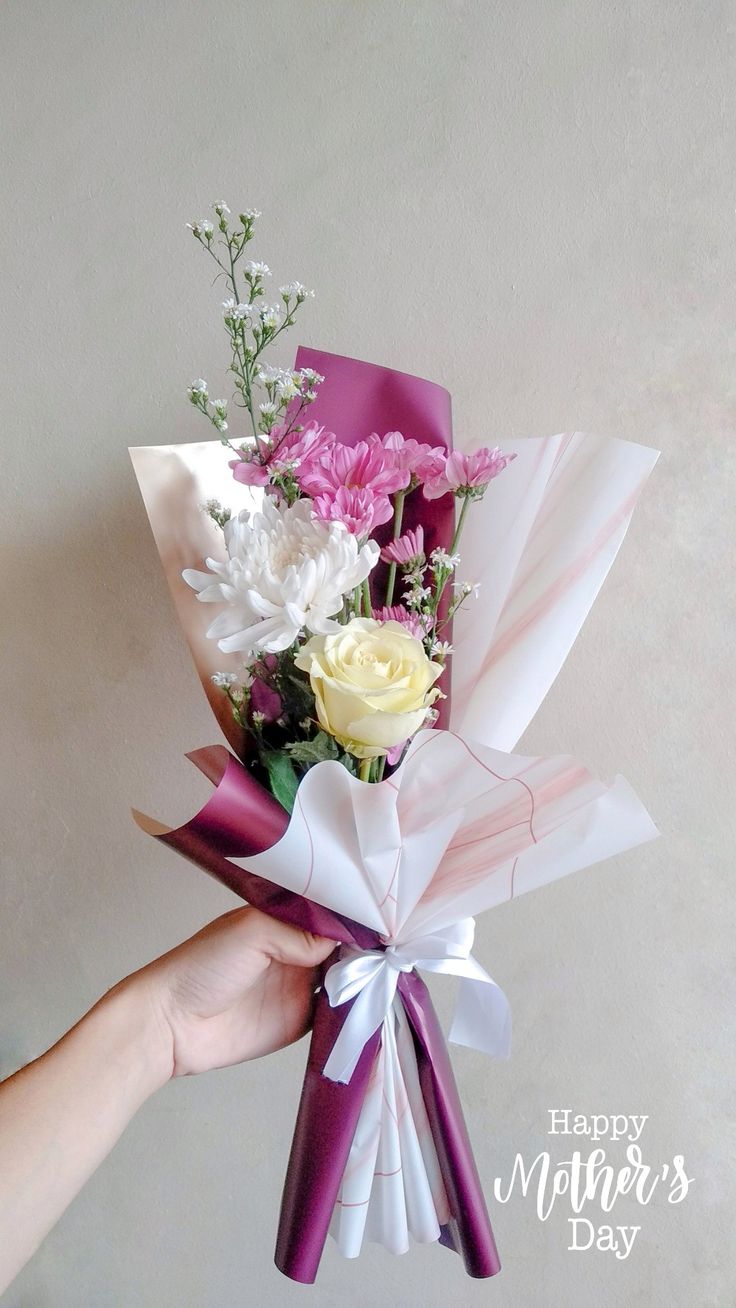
[239,908,337,969]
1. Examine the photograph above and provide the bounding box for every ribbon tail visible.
[323,965,398,1084]
[449,974,512,1059]
[397,971,501,1278]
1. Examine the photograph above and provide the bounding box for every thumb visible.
[244,908,337,969]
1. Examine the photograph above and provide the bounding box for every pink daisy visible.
[423,446,516,500]
[369,431,447,485]
[229,422,336,487]
[380,526,426,567]
[373,605,430,639]
[312,485,393,537]
[298,439,410,499]
[269,421,336,475]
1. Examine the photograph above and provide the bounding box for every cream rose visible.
[295,618,444,760]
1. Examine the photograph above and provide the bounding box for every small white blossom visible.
[240,208,261,221]
[256,364,289,385]
[404,579,433,608]
[244,260,271,278]
[276,374,299,400]
[212,399,227,417]
[456,581,481,599]
[259,304,282,330]
[251,710,266,727]
[431,548,461,570]
[211,671,239,687]
[430,639,454,659]
[213,201,230,216]
[223,299,256,322]
[200,221,214,238]
[279,281,314,300]
[259,401,278,416]
[188,379,208,397]
[299,367,324,386]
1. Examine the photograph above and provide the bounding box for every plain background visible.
[1,1,733,1304]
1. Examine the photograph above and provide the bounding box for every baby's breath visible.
[186,201,322,455]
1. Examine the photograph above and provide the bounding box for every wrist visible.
[95,973,174,1103]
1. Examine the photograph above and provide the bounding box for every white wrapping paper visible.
[130,427,659,1258]
[242,727,658,1254]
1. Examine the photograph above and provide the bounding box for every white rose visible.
[295,618,443,760]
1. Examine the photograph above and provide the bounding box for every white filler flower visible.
[183,496,379,654]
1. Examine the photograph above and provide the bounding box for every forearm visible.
[0,976,172,1294]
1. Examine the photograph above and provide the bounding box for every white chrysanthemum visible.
[183,497,379,654]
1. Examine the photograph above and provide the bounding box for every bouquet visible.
[130,203,659,1283]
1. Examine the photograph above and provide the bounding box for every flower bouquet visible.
[130,203,659,1283]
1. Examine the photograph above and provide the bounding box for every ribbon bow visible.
[323,918,512,1083]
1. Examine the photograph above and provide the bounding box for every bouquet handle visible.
[275,975,500,1282]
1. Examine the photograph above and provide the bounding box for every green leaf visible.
[279,668,316,718]
[261,749,299,815]
[286,732,339,766]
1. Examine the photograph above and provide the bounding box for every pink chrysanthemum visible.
[423,446,516,500]
[230,422,336,486]
[269,421,336,474]
[380,526,425,567]
[312,485,393,537]
[373,604,430,639]
[299,439,410,499]
[229,452,271,486]
[368,431,447,485]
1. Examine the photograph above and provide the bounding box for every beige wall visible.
[1,1,732,1304]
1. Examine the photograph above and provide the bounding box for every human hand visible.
[132,907,335,1079]
[0,907,335,1293]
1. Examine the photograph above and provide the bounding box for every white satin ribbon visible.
[323,917,511,1084]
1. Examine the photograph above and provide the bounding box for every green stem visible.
[362,578,372,618]
[359,758,372,783]
[384,490,406,608]
[426,493,472,645]
[375,756,386,782]
[228,242,242,307]
[450,492,471,555]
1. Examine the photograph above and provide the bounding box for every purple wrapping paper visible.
[136,748,500,1282]
[293,348,456,728]
[134,349,500,1281]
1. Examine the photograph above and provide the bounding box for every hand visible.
[134,907,336,1078]
[0,908,335,1294]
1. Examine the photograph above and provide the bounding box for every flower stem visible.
[426,493,472,646]
[384,491,406,608]
[450,492,471,555]
[359,758,372,783]
[362,578,372,618]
